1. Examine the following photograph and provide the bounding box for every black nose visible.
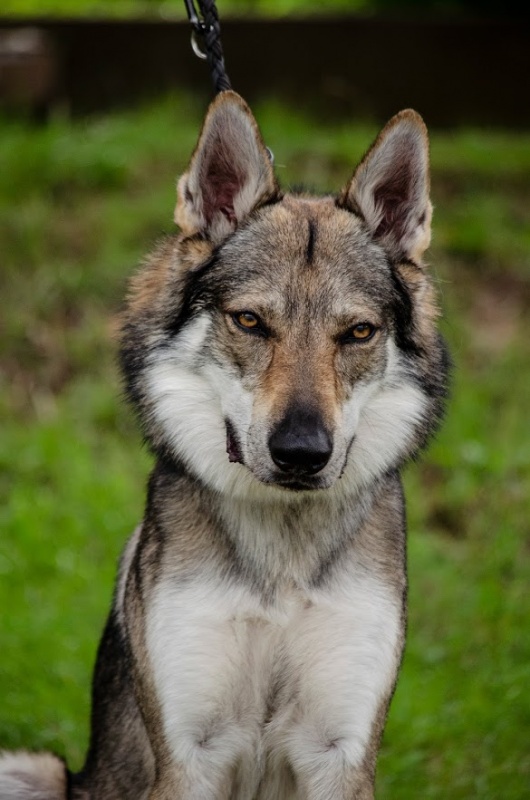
[269,408,333,476]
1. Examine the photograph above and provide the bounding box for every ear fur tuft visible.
[175,91,279,243]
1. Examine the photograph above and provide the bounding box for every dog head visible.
[121,92,448,499]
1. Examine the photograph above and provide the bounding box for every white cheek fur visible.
[145,314,261,498]
[337,339,427,494]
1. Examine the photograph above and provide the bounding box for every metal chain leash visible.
[183,0,232,94]
[183,0,273,162]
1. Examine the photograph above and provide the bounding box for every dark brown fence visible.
[1,17,529,127]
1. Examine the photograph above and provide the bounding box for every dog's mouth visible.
[226,419,244,464]
[273,478,324,492]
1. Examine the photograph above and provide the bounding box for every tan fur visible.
[257,336,341,430]
[126,239,177,316]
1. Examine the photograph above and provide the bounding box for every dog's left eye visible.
[341,323,377,343]
[231,312,267,336]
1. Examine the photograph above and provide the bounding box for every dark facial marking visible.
[226,419,244,464]
[306,218,317,265]
[165,252,220,337]
[388,262,419,354]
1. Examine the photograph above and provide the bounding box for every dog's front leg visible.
[143,728,241,800]
[147,762,236,800]
[286,749,379,800]
[126,569,265,800]
[271,570,406,800]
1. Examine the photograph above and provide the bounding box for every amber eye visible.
[232,311,262,332]
[343,323,377,343]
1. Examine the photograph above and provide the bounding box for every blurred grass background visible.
[2,0,360,17]
[1,84,529,798]
[2,0,524,17]
[0,0,492,18]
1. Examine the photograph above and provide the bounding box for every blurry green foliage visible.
[1,0,527,17]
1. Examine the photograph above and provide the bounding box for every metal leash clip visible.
[183,0,208,60]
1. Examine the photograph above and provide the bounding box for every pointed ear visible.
[175,91,280,243]
[339,109,432,262]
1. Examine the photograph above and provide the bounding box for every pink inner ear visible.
[374,193,410,239]
[203,159,243,226]
[373,161,413,240]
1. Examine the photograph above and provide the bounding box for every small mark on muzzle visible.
[268,407,333,476]
[226,419,243,464]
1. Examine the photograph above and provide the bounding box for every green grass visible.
[1,94,529,797]
[1,0,368,20]
[1,0,513,19]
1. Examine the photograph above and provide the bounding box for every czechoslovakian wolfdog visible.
[1,91,448,799]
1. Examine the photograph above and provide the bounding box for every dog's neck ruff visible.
[150,457,377,592]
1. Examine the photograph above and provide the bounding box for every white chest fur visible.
[146,567,401,800]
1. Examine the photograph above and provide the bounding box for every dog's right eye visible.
[231,312,267,336]
[235,312,259,329]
